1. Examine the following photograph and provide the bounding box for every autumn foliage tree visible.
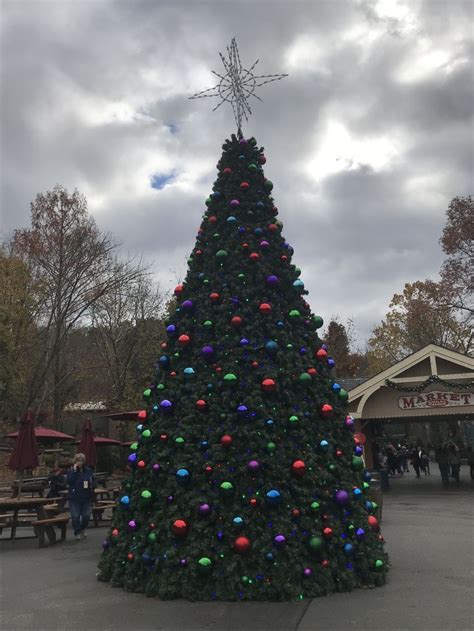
[9,185,149,425]
[323,319,367,378]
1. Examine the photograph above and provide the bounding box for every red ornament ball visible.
[205,465,213,475]
[172,519,188,537]
[307,367,318,376]
[292,508,301,518]
[111,528,119,537]
[178,334,191,346]
[196,399,207,411]
[368,515,380,532]
[251,361,259,369]
[321,559,330,568]
[174,284,184,297]
[208,215,217,225]
[249,252,260,262]
[323,527,333,538]
[268,223,278,233]
[241,242,249,249]
[137,460,146,468]
[231,316,243,327]
[127,552,134,561]
[280,255,288,262]
[223,167,232,174]
[259,302,272,314]
[261,378,277,392]
[210,292,220,303]
[250,498,257,506]
[234,536,251,553]
[292,460,306,476]
[240,181,250,190]
[137,410,147,420]
[316,348,328,359]
[161,342,167,349]
[221,435,233,447]
[169,371,177,377]
[321,403,334,417]
[335,449,343,458]
[195,249,203,256]
[160,433,168,442]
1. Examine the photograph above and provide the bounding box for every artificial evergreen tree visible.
[98,131,388,600]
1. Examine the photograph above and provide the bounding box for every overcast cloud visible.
[1,0,473,346]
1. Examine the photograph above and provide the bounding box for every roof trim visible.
[349,344,474,403]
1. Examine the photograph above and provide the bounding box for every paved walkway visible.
[1,472,473,631]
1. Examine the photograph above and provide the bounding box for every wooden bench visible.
[33,514,70,548]
[92,503,116,527]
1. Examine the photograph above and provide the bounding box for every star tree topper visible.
[189,38,288,133]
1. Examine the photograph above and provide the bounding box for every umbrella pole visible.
[17,470,24,498]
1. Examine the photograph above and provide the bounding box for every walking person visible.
[399,445,409,473]
[448,444,461,484]
[436,445,450,486]
[410,447,422,478]
[420,450,430,475]
[67,453,95,541]
[467,446,474,481]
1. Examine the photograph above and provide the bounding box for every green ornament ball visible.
[141,490,152,500]
[216,250,228,259]
[313,315,324,329]
[223,373,238,383]
[203,320,213,327]
[130,442,138,451]
[248,163,257,172]
[289,309,301,318]
[198,557,213,573]
[351,456,364,471]
[299,372,311,383]
[175,437,185,446]
[157,384,165,390]
[142,429,151,438]
[289,415,299,425]
[143,388,151,398]
[148,532,157,543]
[267,442,277,452]
[310,501,320,512]
[375,559,384,569]
[308,536,324,552]
[220,481,234,494]
[339,388,349,401]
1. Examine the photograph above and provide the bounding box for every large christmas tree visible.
[97,131,388,600]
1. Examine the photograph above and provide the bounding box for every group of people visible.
[376,442,474,485]
[47,453,96,541]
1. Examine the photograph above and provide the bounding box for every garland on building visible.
[385,375,473,393]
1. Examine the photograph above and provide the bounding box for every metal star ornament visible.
[189,38,288,133]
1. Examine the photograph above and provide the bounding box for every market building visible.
[346,344,474,467]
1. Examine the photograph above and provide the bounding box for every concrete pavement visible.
[1,472,473,631]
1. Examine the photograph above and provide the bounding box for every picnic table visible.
[11,477,49,498]
[0,496,69,547]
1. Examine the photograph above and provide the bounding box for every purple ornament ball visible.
[198,503,211,517]
[128,520,136,529]
[247,460,260,473]
[201,345,214,359]
[181,300,194,311]
[266,275,279,286]
[230,199,240,208]
[179,558,188,567]
[335,489,350,505]
[152,463,161,472]
[273,534,286,549]
[303,567,313,577]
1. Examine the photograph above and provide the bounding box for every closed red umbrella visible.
[78,418,97,468]
[8,410,39,495]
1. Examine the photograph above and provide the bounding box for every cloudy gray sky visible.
[1,0,473,346]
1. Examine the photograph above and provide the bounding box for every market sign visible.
[398,391,472,410]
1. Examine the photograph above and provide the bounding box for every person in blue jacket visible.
[67,453,95,541]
